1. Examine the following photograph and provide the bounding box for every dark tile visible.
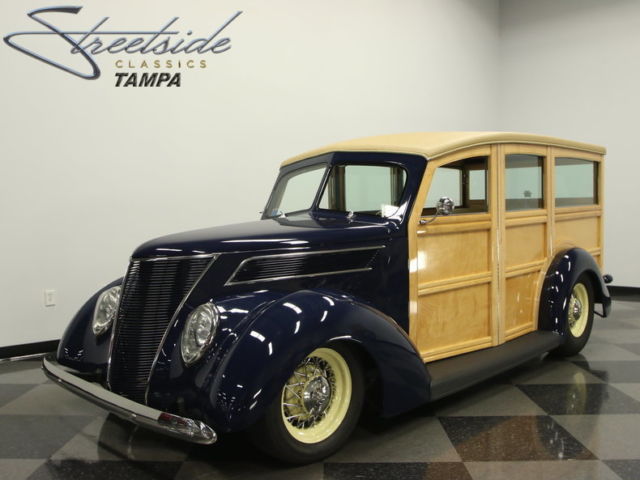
[176,459,322,480]
[28,460,182,480]
[439,416,594,461]
[518,384,640,414]
[0,416,94,458]
[574,361,640,383]
[324,462,471,480]
[603,460,640,480]
[0,384,36,407]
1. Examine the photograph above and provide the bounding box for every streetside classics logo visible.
[3,6,242,87]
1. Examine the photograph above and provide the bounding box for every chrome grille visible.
[108,255,213,403]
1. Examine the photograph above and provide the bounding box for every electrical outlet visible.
[44,289,56,307]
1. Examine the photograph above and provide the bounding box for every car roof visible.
[281,131,606,167]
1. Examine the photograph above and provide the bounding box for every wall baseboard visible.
[0,287,637,360]
[609,286,640,302]
[0,340,58,360]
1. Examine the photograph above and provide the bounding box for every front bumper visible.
[42,354,217,445]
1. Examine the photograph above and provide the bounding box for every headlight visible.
[181,303,219,365]
[92,286,121,336]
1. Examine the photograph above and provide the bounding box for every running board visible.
[426,331,563,401]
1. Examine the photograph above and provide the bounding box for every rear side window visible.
[555,157,598,207]
[505,154,544,211]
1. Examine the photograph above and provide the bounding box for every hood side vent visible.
[226,247,381,286]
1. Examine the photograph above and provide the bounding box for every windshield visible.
[264,164,327,218]
[265,162,407,219]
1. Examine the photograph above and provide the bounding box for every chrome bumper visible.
[42,354,217,445]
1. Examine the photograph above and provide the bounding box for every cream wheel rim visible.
[568,283,589,337]
[281,347,352,444]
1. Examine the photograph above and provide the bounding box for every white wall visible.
[499,0,640,287]
[0,0,500,347]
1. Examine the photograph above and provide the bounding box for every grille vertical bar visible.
[108,256,212,403]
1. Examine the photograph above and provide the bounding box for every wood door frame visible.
[500,144,549,341]
[408,145,498,360]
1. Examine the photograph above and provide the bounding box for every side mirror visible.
[436,196,455,216]
[420,196,455,225]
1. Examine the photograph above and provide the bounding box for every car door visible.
[409,146,499,362]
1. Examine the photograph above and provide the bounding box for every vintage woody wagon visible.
[44,132,612,463]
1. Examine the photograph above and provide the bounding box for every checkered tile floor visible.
[1,300,639,479]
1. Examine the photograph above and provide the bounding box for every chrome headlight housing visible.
[92,286,121,336]
[181,303,219,366]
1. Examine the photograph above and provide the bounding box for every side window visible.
[505,154,544,211]
[319,164,407,217]
[555,157,598,207]
[423,156,488,215]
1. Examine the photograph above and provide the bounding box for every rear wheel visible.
[553,273,594,356]
[249,344,364,464]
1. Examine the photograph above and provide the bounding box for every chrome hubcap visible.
[568,283,589,337]
[570,295,583,324]
[303,376,331,415]
[282,356,335,429]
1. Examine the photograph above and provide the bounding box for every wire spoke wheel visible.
[250,343,363,463]
[280,348,352,444]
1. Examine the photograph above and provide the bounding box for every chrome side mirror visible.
[436,196,455,216]
[420,196,455,225]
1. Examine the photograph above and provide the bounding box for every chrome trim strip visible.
[131,253,218,262]
[43,354,217,445]
[144,254,219,403]
[225,245,385,286]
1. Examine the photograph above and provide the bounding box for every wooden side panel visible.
[504,219,547,339]
[416,283,492,359]
[416,221,493,361]
[555,213,601,252]
[417,227,491,284]
[505,271,540,338]
[505,222,546,268]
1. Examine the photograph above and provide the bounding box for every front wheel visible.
[249,344,364,464]
[553,273,594,356]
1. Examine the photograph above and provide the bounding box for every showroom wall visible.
[0,0,500,347]
[499,0,640,287]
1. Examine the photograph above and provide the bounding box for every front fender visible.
[206,289,429,432]
[56,278,123,373]
[538,248,611,336]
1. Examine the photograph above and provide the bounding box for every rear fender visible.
[538,248,611,337]
[206,289,429,432]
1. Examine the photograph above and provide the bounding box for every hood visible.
[132,213,397,258]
